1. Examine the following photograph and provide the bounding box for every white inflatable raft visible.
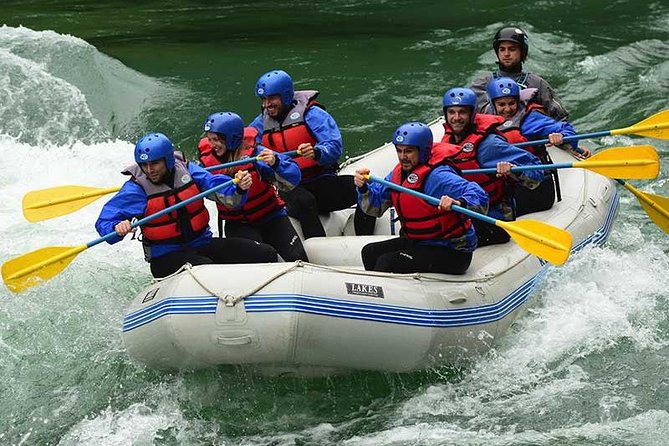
[121,119,619,376]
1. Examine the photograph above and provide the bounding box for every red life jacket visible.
[389,163,471,241]
[495,102,546,156]
[198,129,284,224]
[260,90,332,180]
[428,141,462,170]
[124,156,210,244]
[440,114,507,205]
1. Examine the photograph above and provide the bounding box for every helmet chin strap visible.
[163,167,176,186]
[276,104,290,122]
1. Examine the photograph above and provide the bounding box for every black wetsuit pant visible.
[361,237,472,275]
[280,174,376,239]
[515,150,560,217]
[514,176,556,217]
[149,237,278,278]
[224,215,309,262]
[472,219,511,247]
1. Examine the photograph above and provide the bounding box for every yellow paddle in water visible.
[461,145,659,179]
[519,121,669,234]
[22,149,300,222]
[367,175,573,265]
[3,178,237,293]
[616,180,669,234]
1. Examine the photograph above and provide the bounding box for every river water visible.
[1,1,668,444]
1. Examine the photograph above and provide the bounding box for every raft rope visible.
[162,260,486,307]
[184,261,305,306]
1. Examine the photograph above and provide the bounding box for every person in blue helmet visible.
[95,132,278,278]
[249,69,376,239]
[353,122,488,274]
[470,26,569,121]
[197,111,309,262]
[439,87,544,246]
[485,77,591,216]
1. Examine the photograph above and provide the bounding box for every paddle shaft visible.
[461,159,654,175]
[367,175,497,226]
[203,149,299,171]
[515,131,607,148]
[367,175,572,258]
[86,178,236,249]
[517,122,669,148]
[22,149,299,219]
[463,163,567,175]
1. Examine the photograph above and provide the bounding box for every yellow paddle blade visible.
[2,245,86,293]
[611,109,669,140]
[622,182,669,234]
[573,145,659,179]
[496,219,573,265]
[23,185,121,222]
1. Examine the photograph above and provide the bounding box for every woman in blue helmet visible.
[485,77,591,216]
[198,111,309,262]
[353,122,488,274]
[95,132,278,278]
[249,69,377,239]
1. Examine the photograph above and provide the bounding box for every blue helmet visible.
[442,87,477,110]
[134,132,175,171]
[255,69,294,107]
[203,112,244,151]
[486,77,520,101]
[393,122,433,163]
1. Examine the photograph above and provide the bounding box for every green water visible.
[1,1,669,444]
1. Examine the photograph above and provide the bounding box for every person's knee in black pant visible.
[282,187,325,239]
[373,251,414,273]
[150,251,212,278]
[361,242,381,270]
[242,241,279,263]
[282,187,319,219]
[256,242,279,263]
[473,220,510,247]
[278,234,309,262]
[479,229,510,247]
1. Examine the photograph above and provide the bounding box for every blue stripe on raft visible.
[122,189,619,332]
[123,275,535,331]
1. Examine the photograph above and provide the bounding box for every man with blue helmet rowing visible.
[438,87,544,246]
[353,122,488,274]
[249,69,376,239]
[95,132,277,277]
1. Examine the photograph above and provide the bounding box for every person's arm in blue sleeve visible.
[249,113,264,145]
[478,134,544,186]
[254,145,301,191]
[357,171,393,217]
[188,162,247,208]
[522,110,579,149]
[424,166,489,215]
[304,106,343,166]
[95,181,147,244]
